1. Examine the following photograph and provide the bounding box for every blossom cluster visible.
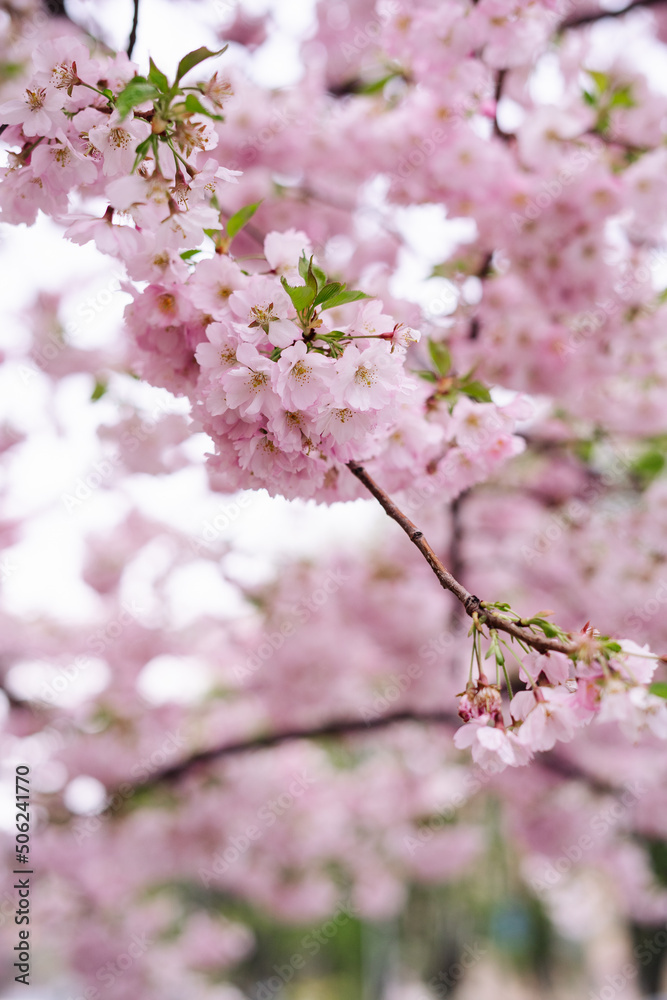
[455,625,667,771]
[0,35,236,243]
[183,242,526,501]
[0,36,526,504]
[3,0,667,798]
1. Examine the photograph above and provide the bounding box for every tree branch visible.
[492,69,510,142]
[102,707,617,807]
[43,0,68,17]
[560,0,665,30]
[109,710,460,801]
[127,0,140,58]
[346,461,580,657]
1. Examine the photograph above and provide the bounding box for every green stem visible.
[165,137,192,173]
[501,662,514,699]
[501,639,537,688]
[77,81,113,100]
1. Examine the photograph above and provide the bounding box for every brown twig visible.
[100,708,617,806]
[492,69,510,142]
[449,493,467,589]
[127,0,140,58]
[43,0,68,17]
[560,0,665,30]
[347,461,579,657]
[109,709,460,800]
[466,250,494,340]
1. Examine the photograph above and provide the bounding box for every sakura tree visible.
[2,0,667,997]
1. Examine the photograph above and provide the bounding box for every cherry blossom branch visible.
[492,69,510,142]
[346,461,580,657]
[467,250,493,340]
[561,0,665,30]
[449,493,467,589]
[44,0,68,17]
[127,0,140,58]
[103,708,614,801]
[118,710,460,794]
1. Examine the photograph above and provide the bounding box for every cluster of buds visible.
[457,675,503,724]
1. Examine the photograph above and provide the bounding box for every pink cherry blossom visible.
[187,257,248,317]
[332,342,404,411]
[514,687,582,753]
[195,321,240,377]
[229,276,297,348]
[264,229,312,280]
[221,342,280,417]
[88,110,151,176]
[274,340,335,410]
[454,717,530,770]
[0,84,65,136]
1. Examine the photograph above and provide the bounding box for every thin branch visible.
[449,493,467,589]
[43,0,68,17]
[560,0,665,30]
[101,708,617,807]
[127,0,140,59]
[111,710,460,799]
[492,69,510,142]
[347,461,580,657]
[466,250,493,340]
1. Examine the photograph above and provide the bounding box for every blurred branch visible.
[127,0,140,58]
[347,461,580,656]
[114,709,460,794]
[561,0,666,29]
[102,708,617,804]
[449,493,467,588]
[467,249,494,340]
[492,69,510,142]
[43,0,68,16]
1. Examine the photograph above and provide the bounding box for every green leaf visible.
[297,255,320,295]
[180,249,201,260]
[131,136,153,173]
[414,369,437,383]
[650,682,667,699]
[298,254,310,283]
[116,76,159,120]
[175,45,228,84]
[280,277,315,312]
[148,57,170,93]
[428,339,451,377]
[226,200,261,238]
[632,449,665,483]
[588,70,608,94]
[91,379,107,401]
[528,618,561,638]
[320,288,370,311]
[313,281,344,307]
[357,73,397,95]
[311,262,327,290]
[460,380,492,402]
[609,84,635,110]
[582,89,597,107]
[184,93,224,121]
